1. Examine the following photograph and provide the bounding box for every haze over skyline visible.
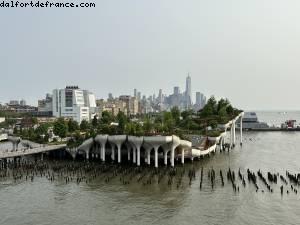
[1,0,300,110]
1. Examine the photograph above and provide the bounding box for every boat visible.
[281,120,299,129]
[237,112,269,130]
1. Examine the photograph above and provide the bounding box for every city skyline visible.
[1,75,206,108]
[1,73,299,111]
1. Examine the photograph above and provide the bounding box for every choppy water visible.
[1,114,300,225]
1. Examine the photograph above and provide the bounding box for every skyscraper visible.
[158,89,163,103]
[108,93,113,100]
[134,89,137,98]
[194,92,206,110]
[173,86,180,95]
[196,92,201,106]
[185,74,192,108]
[137,92,141,101]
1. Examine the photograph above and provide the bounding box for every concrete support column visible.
[147,149,151,165]
[164,151,168,166]
[154,147,159,168]
[181,149,184,164]
[230,126,233,147]
[97,145,100,157]
[111,146,115,161]
[101,146,106,161]
[127,148,131,161]
[136,146,140,166]
[86,151,89,161]
[233,121,236,145]
[240,116,243,144]
[133,147,136,164]
[117,144,121,163]
[221,138,224,150]
[41,153,43,161]
[170,147,175,167]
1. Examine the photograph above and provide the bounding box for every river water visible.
[0,112,300,225]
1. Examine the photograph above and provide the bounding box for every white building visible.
[52,86,96,123]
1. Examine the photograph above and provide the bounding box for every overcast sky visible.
[1,0,300,110]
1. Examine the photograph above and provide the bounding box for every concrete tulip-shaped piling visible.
[128,136,144,166]
[108,135,127,163]
[94,135,108,162]
[77,137,94,161]
[179,139,192,164]
[143,136,173,168]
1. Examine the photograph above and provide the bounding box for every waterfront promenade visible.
[0,144,66,159]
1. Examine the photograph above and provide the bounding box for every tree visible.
[13,127,18,135]
[35,123,49,136]
[101,111,114,124]
[31,117,38,125]
[154,123,164,133]
[92,115,98,128]
[226,105,234,115]
[171,107,181,124]
[143,118,153,134]
[200,104,214,117]
[217,98,228,113]
[163,112,175,133]
[28,128,35,139]
[181,109,193,120]
[80,120,90,131]
[68,119,79,133]
[125,122,135,135]
[117,111,127,133]
[206,96,217,114]
[53,118,67,138]
[135,123,144,136]
[209,120,218,129]
[218,106,227,117]
[154,115,163,124]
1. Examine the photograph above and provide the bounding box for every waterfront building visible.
[52,86,96,123]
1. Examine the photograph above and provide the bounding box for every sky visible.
[1,0,300,110]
